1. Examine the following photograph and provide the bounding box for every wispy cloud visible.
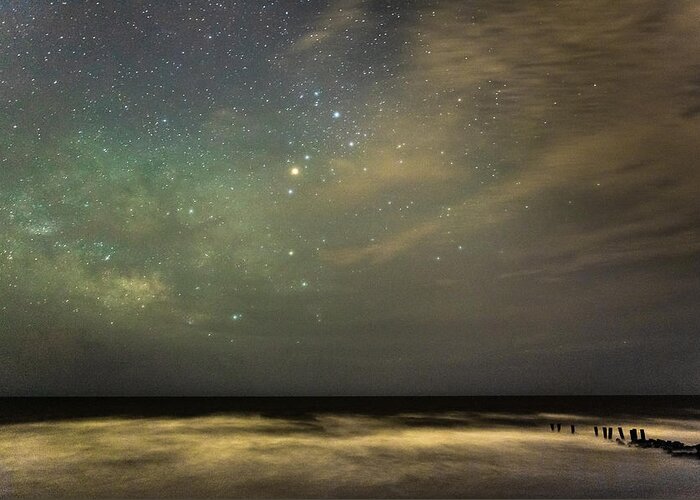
[321,220,441,266]
[289,0,366,53]
[315,0,700,276]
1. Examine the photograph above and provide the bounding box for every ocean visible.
[0,397,698,498]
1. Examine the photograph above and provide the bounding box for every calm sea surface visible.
[0,399,698,497]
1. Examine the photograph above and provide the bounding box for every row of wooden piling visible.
[547,422,699,459]
[549,423,646,441]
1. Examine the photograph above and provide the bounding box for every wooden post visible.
[571,425,575,434]
[557,423,561,432]
[594,426,599,437]
[607,427,613,440]
[630,429,638,442]
[639,429,646,440]
[618,427,624,440]
[603,427,608,439]
[550,423,555,431]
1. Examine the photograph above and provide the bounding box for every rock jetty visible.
[631,438,700,458]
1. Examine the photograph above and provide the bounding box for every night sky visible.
[1,0,699,395]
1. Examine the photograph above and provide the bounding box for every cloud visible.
[486,118,700,277]
[289,0,366,53]
[316,0,700,275]
[321,220,441,266]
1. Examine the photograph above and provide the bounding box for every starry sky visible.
[1,0,699,395]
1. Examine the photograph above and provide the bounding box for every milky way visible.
[1,1,699,394]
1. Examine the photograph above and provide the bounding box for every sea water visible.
[0,410,698,497]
